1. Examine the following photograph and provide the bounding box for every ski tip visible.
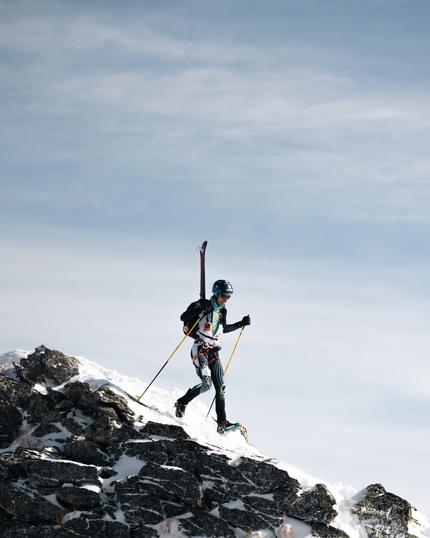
[221,423,248,443]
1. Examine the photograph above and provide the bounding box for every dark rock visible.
[0,458,12,479]
[197,452,300,508]
[99,466,118,479]
[0,377,32,408]
[0,423,19,449]
[93,386,134,422]
[131,526,158,538]
[63,515,130,537]
[23,457,101,488]
[177,509,236,538]
[115,476,165,525]
[0,448,31,478]
[243,494,286,527]
[0,399,23,447]
[123,437,181,464]
[59,416,85,436]
[163,500,190,518]
[63,382,134,424]
[26,392,62,424]
[351,483,415,538]
[63,439,110,466]
[310,521,351,537]
[46,387,65,404]
[287,483,337,524]
[143,420,191,440]
[137,460,202,507]
[32,423,63,438]
[0,481,67,523]
[37,528,78,538]
[1,522,76,538]
[219,502,272,532]
[62,381,92,404]
[0,504,12,521]
[55,485,101,510]
[18,345,79,387]
[84,415,141,447]
[0,524,78,538]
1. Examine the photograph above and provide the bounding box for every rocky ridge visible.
[0,345,427,538]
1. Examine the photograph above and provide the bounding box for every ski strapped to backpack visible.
[182,240,208,338]
[199,240,207,300]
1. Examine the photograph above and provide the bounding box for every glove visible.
[241,315,251,327]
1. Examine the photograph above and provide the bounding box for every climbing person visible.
[174,279,251,434]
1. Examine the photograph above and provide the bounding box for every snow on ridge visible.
[2,349,430,538]
[0,349,30,361]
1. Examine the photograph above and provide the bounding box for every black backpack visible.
[182,299,209,339]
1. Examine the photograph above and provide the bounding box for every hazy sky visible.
[1,0,430,518]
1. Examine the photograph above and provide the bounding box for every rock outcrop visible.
[0,346,425,538]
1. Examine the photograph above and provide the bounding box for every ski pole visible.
[137,314,203,401]
[205,326,245,420]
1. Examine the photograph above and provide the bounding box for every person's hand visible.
[241,315,251,326]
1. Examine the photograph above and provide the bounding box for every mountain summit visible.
[0,345,429,538]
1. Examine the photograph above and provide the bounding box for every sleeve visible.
[221,307,243,333]
[180,299,211,322]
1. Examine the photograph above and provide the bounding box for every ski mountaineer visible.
[175,279,251,434]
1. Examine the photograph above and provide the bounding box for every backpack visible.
[183,314,201,339]
[182,299,209,339]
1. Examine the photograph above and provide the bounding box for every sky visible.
[1,0,430,518]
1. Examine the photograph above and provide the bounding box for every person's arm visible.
[222,309,251,333]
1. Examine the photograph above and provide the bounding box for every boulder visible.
[17,345,79,387]
[0,399,23,448]
[63,439,110,466]
[55,485,101,510]
[0,481,66,523]
[287,483,337,524]
[137,461,202,507]
[62,515,130,537]
[176,509,236,538]
[351,483,415,538]
[0,377,32,408]
[23,457,101,488]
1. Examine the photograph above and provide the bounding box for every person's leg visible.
[175,344,212,417]
[208,350,238,433]
[208,354,227,424]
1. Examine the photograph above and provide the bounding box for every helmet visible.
[212,280,234,296]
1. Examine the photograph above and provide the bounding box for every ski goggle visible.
[220,294,231,300]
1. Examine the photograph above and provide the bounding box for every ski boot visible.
[217,420,239,434]
[174,401,187,418]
